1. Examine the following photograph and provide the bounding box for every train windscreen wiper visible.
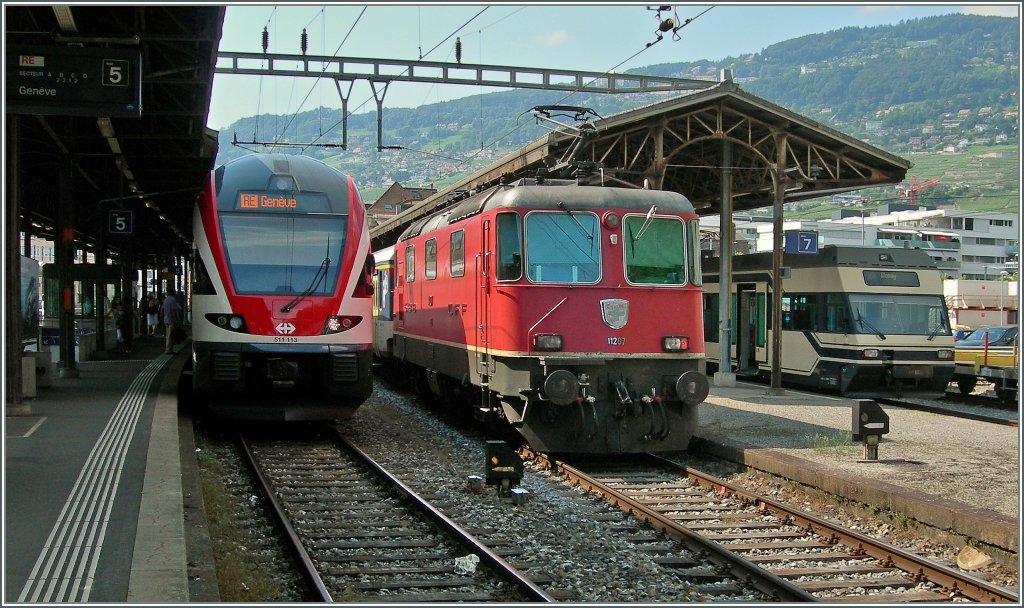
[557,202,593,241]
[280,256,330,313]
[281,237,333,313]
[855,309,886,340]
[632,204,658,243]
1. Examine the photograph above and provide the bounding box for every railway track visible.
[879,396,1018,427]
[524,449,1019,603]
[238,428,554,602]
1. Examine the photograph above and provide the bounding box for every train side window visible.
[192,249,215,295]
[782,294,817,331]
[404,245,415,283]
[825,293,851,332]
[496,212,523,281]
[425,238,437,280]
[450,230,465,277]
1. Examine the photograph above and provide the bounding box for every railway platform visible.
[692,381,1019,557]
[3,331,213,603]
[7,351,1017,601]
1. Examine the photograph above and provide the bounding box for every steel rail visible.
[522,448,818,603]
[649,454,1020,603]
[332,430,556,603]
[877,397,1018,427]
[238,433,332,602]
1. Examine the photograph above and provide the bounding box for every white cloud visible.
[544,30,567,47]
[959,5,1019,17]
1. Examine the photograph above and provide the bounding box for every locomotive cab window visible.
[623,214,686,285]
[525,210,599,283]
[686,219,702,286]
[496,212,523,281]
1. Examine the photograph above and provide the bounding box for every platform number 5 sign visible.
[109,209,133,235]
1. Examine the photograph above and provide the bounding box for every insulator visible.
[262,26,269,54]
[301,28,307,55]
[455,37,462,64]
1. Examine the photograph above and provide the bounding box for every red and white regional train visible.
[373,177,710,453]
[191,153,374,420]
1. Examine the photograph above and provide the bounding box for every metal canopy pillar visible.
[715,138,735,387]
[769,131,787,395]
[6,115,27,413]
[57,151,79,378]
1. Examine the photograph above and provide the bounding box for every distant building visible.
[365,182,437,227]
[725,207,1018,282]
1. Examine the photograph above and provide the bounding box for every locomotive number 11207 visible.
[607,337,625,346]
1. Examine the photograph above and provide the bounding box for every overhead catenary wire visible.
[299,6,491,153]
[458,6,715,168]
[271,6,367,146]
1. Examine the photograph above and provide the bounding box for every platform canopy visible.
[371,81,911,250]
[6,5,225,258]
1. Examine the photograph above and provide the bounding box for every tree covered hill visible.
[215,13,1019,192]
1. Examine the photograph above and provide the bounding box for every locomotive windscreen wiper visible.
[855,309,886,340]
[557,202,593,241]
[632,205,658,243]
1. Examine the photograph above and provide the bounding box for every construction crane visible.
[899,177,940,205]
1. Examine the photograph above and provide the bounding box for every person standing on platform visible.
[161,290,183,354]
[146,294,160,336]
[120,298,134,353]
[111,297,124,353]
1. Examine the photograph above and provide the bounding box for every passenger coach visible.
[702,246,955,398]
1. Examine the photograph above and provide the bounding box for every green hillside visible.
[215,13,1019,215]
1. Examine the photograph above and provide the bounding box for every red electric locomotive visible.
[375,177,709,453]
[191,153,374,420]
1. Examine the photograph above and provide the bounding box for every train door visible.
[737,285,757,373]
[737,282,768,373]
[474,219,492,390]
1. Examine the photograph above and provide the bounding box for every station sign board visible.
[108,210,134,235]
[7,45,142,117]
[784,230,819,254]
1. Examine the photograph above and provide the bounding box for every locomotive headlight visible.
[862,349,880,358]
[322,315,362,335]
[937,349,954,360]
[205,313,248,333]
[603,212,620,229]
[663,336,689,352]
[533,333,563,351]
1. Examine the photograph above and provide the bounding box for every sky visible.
[207,3,1021,131]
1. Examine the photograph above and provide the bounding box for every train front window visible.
[220,213,346,295]
[846,293,950,336]
[525,211,599,283]
[624,215,686,285]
